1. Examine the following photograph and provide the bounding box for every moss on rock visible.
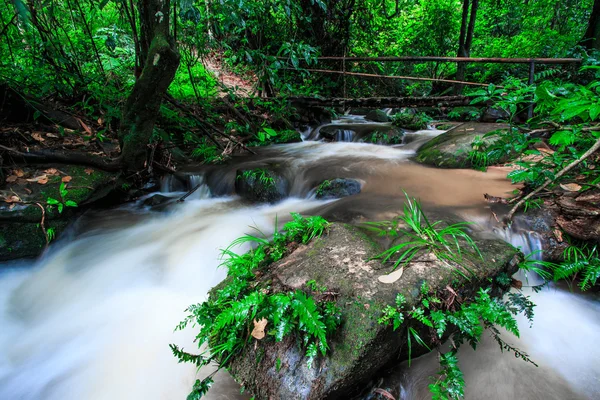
[226,222,521,399]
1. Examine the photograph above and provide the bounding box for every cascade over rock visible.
[223,223,521,399]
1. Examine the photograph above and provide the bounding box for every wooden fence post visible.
[528,61,535,120]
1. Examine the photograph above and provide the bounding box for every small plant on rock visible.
[363,193,482,276]
[171,213,339,399]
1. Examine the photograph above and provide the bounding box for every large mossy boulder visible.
[235,168,289,203]
[415,122,509,168]
[315,179,361,200]
[225,223,521,399]
[0,165,117,261]
[365,109,390,123]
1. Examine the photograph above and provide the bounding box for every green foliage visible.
[172,214,337,399]
[46,183,78,214]
[467,129,532,171]
[315,180,331,198]
[378,281,535,399]
[392,112,431,131]
[239,169,276,190]
[469,79,534,127]
[363,193,481,276]
[554,244,600,290]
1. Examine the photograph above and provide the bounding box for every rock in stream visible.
[224,223,521,399]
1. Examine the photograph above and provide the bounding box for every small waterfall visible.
[186,175,212,200]
[336,129,355,142]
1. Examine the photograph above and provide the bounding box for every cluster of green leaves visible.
[191,142,223,164]
[379,282,536,400]
[469,79,534,127]
[171,213,339,399]
[364,193,481,277]
[46,182,78,214]
[392,112,432,131]
[239,169,276,189]
[555,244,600,291]
[467,129,533,171]
[315,180,332,198]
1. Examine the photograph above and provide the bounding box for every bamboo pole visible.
[294,68,493,87]
[280,56,581,64]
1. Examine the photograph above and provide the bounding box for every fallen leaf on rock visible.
[46,132,59,138]
[251,318,268,340]
[61,176,72,183]
[6,175,18,183]
[27,174,48,184]
[84,168,94,175]
[554,229,564,242]
[3,195,21,203]
[44,168,59,175]
[13,169,24,177]
[378,267,404,284]
[560,183,581,192]
[31,132,45,142]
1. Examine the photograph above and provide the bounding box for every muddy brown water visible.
[1,118,599,399]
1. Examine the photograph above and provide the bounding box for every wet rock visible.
[365,110,390,123]
[315,178,362,199]
[0,165,118,261]
[415,122,509,168]
[358,128,404,145]
[226,223,521,399]
[235,168,289,203]
[142,194,175,208]
[481,107,510,123]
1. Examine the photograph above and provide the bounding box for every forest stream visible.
[1,117,599,400]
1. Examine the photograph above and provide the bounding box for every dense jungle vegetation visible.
[2,1,600,399]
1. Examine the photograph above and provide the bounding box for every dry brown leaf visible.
[6,175,18,183]
[61,176,72,183]
[4,195,21,203]
[77,118,93,135]
[84,168,94,175]
[44,168,59,175]
[554,229,564,242]
[251,318,268,340]
[46,132,59,138]
[31,132,45,142]
[26,174,48,184]
[560,183,582,192]
[23,188,32,194]
[373,388,395,400]
[13,169,25,177]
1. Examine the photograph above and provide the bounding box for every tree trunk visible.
[455,0,478,94]
[582,0,600,51]
[119,0,180,172]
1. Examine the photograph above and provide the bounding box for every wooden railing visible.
[276,56,583,116]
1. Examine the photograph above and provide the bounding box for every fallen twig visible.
[505,136,600,223]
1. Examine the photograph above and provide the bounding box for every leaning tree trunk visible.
[582,0,600,51]
[455,0,478,94]
[119,0,180,172]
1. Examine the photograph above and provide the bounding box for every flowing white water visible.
[1,138,599,400]
[0,197,328,400]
